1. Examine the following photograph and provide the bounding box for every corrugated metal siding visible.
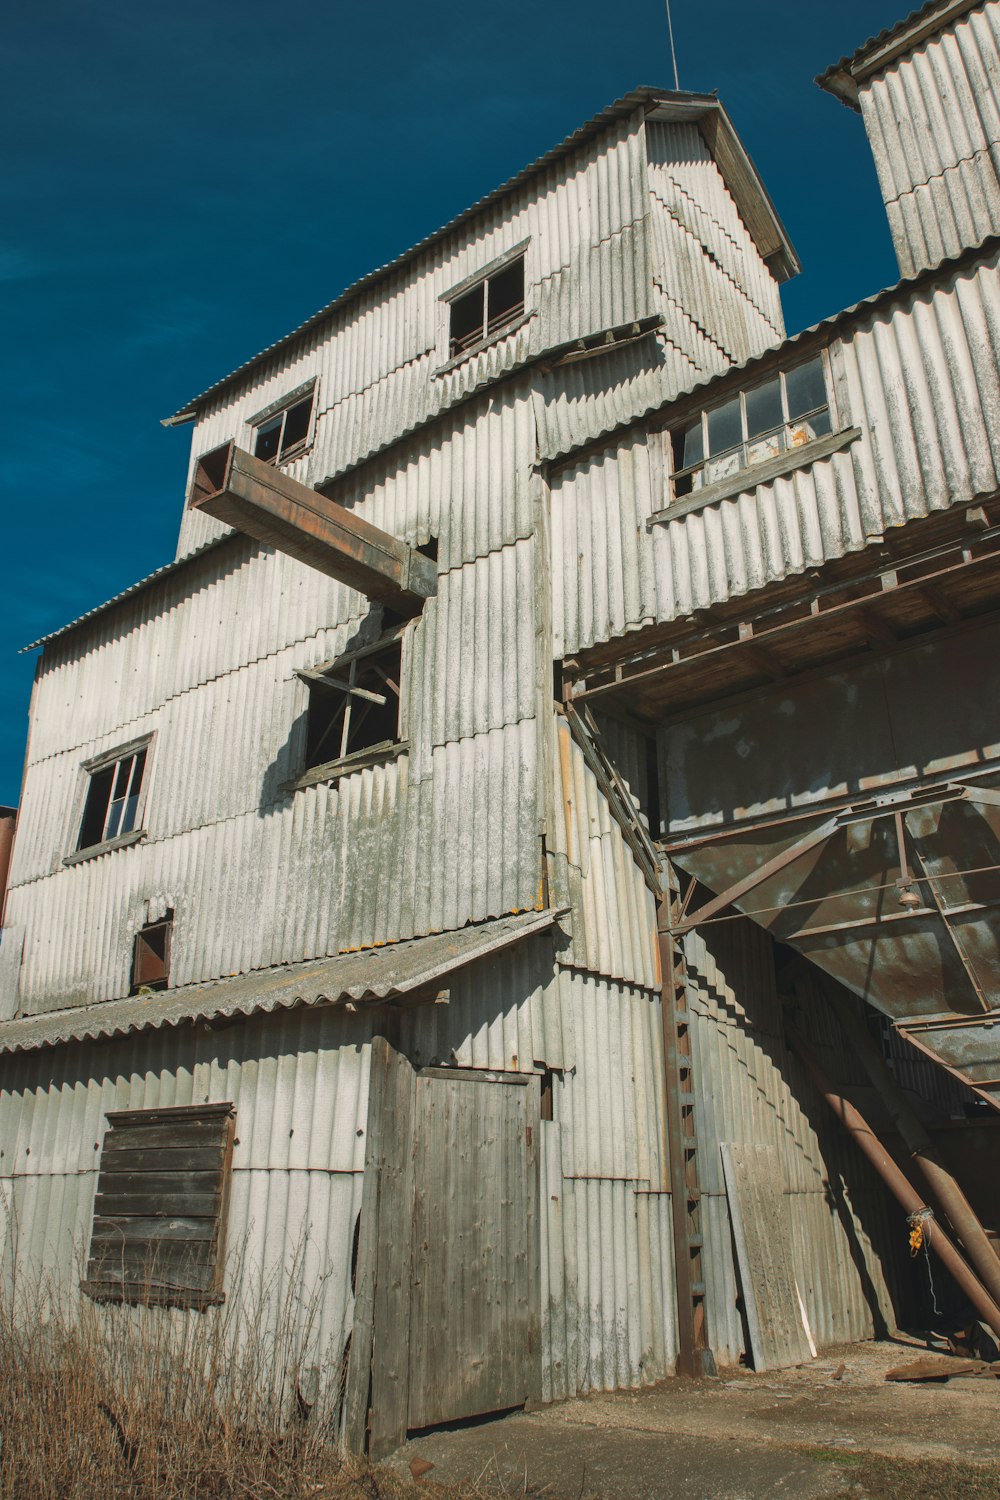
[546,717,659,991]
[859,2,1000,274]
[0,936,677,1402]
[683,919,899,1365]
[174,113,651,561]
[551,248,1000,656]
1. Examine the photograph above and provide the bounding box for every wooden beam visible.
[190,443,437,614]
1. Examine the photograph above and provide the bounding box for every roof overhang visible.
[0,909,563,1056]
[817,0,984,110]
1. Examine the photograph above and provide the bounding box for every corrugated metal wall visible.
[550,247,1000,657]
[0,934,678,1403]
[859,1,1000,276]
[8,397,546,1012]
[683,918,899,1365]
[175,111,653,561]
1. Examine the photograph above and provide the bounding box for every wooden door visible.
[345,1044,541,1457]
[407,1066,541,1430]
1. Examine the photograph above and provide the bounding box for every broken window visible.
[81,1103,235,1309]
[131,912,173,994]
[670,354,832,501]
[299,630,403,774]
[447,254,525,359]
[252,388,315,465]
[78,743,149,852]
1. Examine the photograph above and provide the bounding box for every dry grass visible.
[0,1267,519,1500]
[819,1451,1000,1500]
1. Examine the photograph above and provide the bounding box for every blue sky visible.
[1,0,901,805]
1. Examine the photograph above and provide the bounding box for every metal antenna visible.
[665,0,680,90]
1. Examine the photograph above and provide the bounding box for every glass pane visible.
[280,396,312,454]
[105,796,124,841]
[706,396,742,456]
[679,419,704,471]
[744,377,783,439]
[121,749,146,835]
[784,356,827,420]
[254,417,281,462]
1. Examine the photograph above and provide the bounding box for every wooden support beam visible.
[190,443,437,614]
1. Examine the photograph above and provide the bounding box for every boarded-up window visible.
[81,1103,236,1309]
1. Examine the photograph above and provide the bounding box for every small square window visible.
[131,912,173,994]
[78,745,148,852]
[82,1104,235,1309]
[252,390,314,465]
[447,254,525,360]
[301,631,403,773]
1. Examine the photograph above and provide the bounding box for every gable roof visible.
[817,0,985,109]
[163,88,798,428]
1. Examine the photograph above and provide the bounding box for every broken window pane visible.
[280,396,312,454]
[486,258,524,334]
[450,285,485,357]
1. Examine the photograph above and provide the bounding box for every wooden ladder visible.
[657,865,716,1377]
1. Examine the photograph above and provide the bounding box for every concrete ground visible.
[387,1338,1000,1499]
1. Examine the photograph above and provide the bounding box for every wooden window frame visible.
[69,734,153,862]
[441,243,528,365]
[289,626,407,789]
[668,353,837,509]
[81,1103,236,1310]
[248,379,317,467]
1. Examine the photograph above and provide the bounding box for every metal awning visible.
[0,909,562,1056]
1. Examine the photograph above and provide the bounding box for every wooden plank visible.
[84,1256,218,1292]
[88,1241,215,1275]
[93,1191,222,1218]
[90,1215,218,1243]
[407,1072,540,1429]
[344,1038,389,1457]
[95,1169,222,1196]
[103,1120,230,1150]
[97,1145,227,1173]
[106,1103,233,1129]
[368,1039,415,1460]
[720,1142,814,1371]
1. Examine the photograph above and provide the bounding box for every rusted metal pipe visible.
[190,443,437,614]
[789,1031,1000,1340]
[0,807,16,924]
[825,988,1000,1311]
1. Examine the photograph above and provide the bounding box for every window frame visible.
[66,734,153,865]
[131,911,173,994]
[288,625,409,791]
[440,242,529,368]
[248,378,317,467]
[81,1102,236,1310]
[666,353,841,515]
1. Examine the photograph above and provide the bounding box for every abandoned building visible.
[1,0,998,1458]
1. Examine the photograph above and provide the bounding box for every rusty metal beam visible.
[789,1033,1000,1339]
[670,816,839,936]
[190,443,437,613]
[821,986,1000,1311]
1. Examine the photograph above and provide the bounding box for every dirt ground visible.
[387,1338,1000,1499]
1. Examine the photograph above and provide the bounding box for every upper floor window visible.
[299,627,404,777]
[671,355,832,500]
[78,741,149,852]
[447,253,525,360]
[251,385,315,465]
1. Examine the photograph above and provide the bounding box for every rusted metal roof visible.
[0,908,562,1055]
[162,90,798,428]
[816,0,984,108]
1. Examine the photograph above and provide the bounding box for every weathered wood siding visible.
[858,0,1000,276]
